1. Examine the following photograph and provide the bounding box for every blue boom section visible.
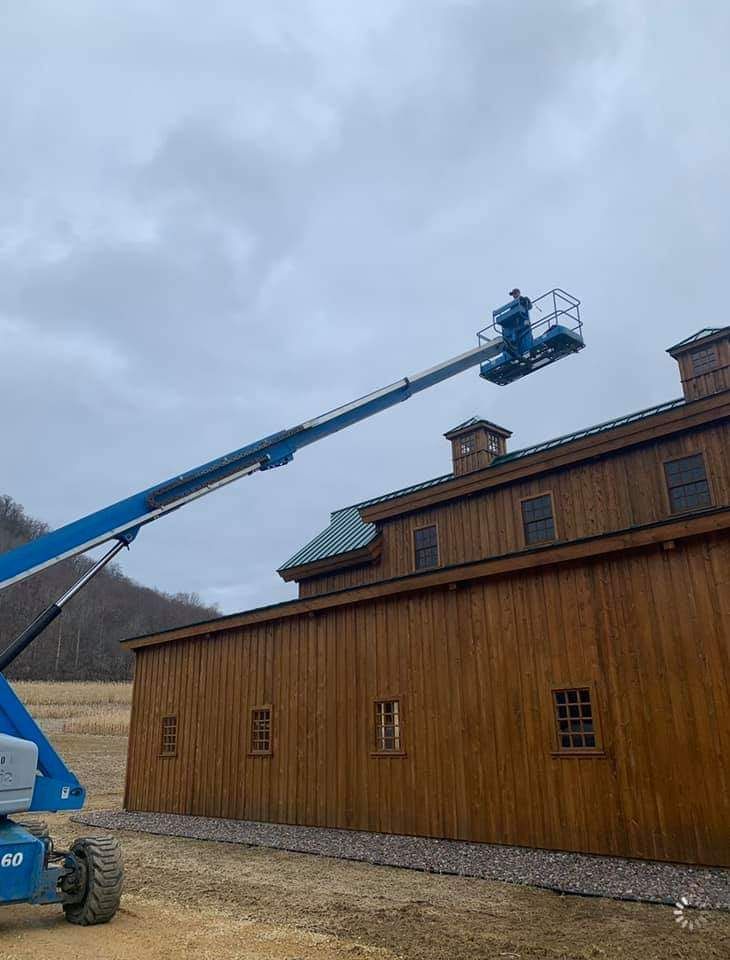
[0,339,506,592]
[0,296,584,595]
[0,675,84,812]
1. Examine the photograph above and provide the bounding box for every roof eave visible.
[667,326,730,356]
[277,536,382,582]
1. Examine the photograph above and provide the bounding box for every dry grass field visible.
[12,680,132,736]
[0,682,728,959]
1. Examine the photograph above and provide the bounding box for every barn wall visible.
[125,530,730,866]
[298,421,730,597]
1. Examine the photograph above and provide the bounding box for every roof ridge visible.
[492,397,685,465]
[449,416,480,431]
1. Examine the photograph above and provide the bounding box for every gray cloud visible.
[1,1,727,611]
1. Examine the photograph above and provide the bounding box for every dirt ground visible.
[1,733,728,960]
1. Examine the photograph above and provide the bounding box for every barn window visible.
[374,699,403,754]
[413,525,439,570]
[552,687,601,753]
[161,715,177,757]
[664,454,712,513]
[487,432,502,454]
[250,706,273,755]
[459,433,476,456]
[690,346,718,375]
[521,494,556,545]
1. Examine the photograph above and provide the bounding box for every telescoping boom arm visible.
[0,338,507,593]
[0,288,584,599]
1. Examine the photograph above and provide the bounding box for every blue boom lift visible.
[0,289,582,924]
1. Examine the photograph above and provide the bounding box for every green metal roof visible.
[667,327,729,352]
[278,474,451,571]
[278,396,686,574]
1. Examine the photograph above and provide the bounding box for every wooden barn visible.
[122,327,730,867]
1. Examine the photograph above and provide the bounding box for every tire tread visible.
[63,836,123,926]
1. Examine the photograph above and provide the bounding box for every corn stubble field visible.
[0,682,727,960]
[13,680,132,736]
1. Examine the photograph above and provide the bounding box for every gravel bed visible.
[74,809,730,910]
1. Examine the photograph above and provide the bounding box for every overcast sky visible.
[1,1,728,613]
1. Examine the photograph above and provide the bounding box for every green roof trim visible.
[278,396,686,575]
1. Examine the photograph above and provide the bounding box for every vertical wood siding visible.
[125,531,730,866]
[298,423,729,597]
[676,338,730,401]
[450,426,505,476]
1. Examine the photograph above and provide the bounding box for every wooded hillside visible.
[0,496,218,680]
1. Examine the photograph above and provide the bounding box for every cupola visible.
[444,418,512,476]
[667,327,730,401]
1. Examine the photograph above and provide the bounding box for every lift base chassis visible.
[0,820,70,906]
[0,677,123,922]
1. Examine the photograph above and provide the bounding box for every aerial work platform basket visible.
[478,288,584,385]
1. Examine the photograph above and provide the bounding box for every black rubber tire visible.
[63,836,123,926]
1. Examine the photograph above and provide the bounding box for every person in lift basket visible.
[509,287,533,311]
